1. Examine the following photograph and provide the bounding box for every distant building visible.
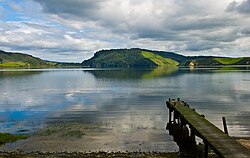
[189,60,198,67]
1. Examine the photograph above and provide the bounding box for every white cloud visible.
[8,1,22,12]
[0,0,250,62]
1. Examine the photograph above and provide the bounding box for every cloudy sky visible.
[0,0,250,62]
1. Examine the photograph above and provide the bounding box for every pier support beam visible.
[169,109,172,123]
[222,117,228,135]
[204,141,208,158]
[190,128,195,142]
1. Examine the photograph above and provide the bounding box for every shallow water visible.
[0,67,250,152]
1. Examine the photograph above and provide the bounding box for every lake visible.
[0,67,250,152]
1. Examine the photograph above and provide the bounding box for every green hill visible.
[0,50,57,68]
[82,48,250,68]
[181,56,250,67]
[82,48,184,68]
[82,48,157,68]
[1,49,249,69]
[141,51,179,67]
[213,57,243,65]
[0,50,81,68]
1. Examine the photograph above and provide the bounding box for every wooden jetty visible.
[166,98,250,158]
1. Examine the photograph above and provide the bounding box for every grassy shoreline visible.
[0,133,28,145]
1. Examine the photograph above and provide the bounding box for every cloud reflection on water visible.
[0,68,249,143]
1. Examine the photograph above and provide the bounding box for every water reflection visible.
[142,66,178,79]
[0,70,43,77]
[86,67,179,79]
[85,69,151,79]
[0,68,250,152]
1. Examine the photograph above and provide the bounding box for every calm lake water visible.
[0,67,250,152]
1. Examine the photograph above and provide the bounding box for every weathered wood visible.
[222,117,229,135]
[205,142,208,158]
[166,99,250,158]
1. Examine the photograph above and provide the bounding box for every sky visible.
[0,0,250,62]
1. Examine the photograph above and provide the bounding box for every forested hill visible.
[81,48,250,68]
[82,48,184,68]
[0,50,79,68]
[1,49,249,68]
[0,50,54,68]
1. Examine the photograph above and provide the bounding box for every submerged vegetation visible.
[0,133,28,145]
[62,130,85,138]
[35,123,102,138]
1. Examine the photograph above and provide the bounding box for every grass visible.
[141,51,179,67]
[213,57,243,65]
[0,133,28,145]
[0,61,29,67]
[0,61,60,68]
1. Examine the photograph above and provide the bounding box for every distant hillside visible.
[1,49,249,69]
[82,48,185,68]
[0,50,53,68]
[82,48,250,68]
[141,51,179,67]
[82,48,155,67]
[182,56,250,66]
[0,50,81,68]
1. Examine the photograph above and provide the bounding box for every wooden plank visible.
[167,100,250,158]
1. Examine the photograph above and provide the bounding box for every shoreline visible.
[0,139,248,158]
[0,123,249,157]
[0,138,248,158]
[0,151,180,158]
[0,151,223,158]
